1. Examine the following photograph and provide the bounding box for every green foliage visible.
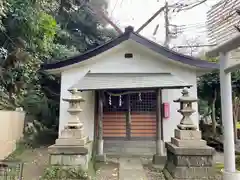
[236,156,240,170]
[41,166,89,180]
[216,156,240,171]
[0,0,8,30]
[0,0,116,134]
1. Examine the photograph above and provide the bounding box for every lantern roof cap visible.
[174,88,198,102]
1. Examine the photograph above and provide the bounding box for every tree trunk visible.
[211,90,217,136]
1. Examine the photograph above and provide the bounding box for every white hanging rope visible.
[104,90,154,97]
[108,94,112,105]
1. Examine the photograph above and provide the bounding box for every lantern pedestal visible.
[163,89,216,179]
[48,142,93,171]
[48,89,92,171]
[163,131,215,179]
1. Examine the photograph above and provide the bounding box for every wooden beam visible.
[98,91,103,140]
[136,6,165,33]
[156,88,163,141]
[126,94,131,140]
[94,91,98,141]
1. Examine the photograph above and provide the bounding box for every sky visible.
[107,0,220,55]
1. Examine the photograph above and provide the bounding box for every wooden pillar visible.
[126,94,131,140]
[153,88,166,164]
[97,90,104,156]
[156,88,164,155]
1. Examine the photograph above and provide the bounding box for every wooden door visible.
[102,91,157,140]
[129,92,157,140]
[103,93,127,139]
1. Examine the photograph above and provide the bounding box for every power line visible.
[86,2,123,34]
[136,5,165,33]
[177,24,207,29]
[110,0,119,17]
[176,22,206,27]
[164,1,170,48]
[119,0,124,6]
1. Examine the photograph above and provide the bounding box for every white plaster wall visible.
[87,45,199,142]
[59,41,199,142]
[59,66,95,140]
[161,70,198,142]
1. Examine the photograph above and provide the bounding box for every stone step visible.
[104,140,156,156]
[119,158,148,180]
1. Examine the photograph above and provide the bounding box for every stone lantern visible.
[63,88,85,129]
[55,88,88,145]
[174,88,198,130]
[48,88,92,170]
[163,88,215,180]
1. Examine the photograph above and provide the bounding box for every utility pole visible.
[164,2,170,48]
[136,6,165,33]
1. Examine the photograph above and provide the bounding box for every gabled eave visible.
[41,26,219,74]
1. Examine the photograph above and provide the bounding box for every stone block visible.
[174,129,202,140]
[48,145,89,155]
[63,155,88,166]
[152,154,167,165]
[55,136,88,146]
[165,142,215,156]
[165,161,215,179]
[50,154,88,170]
[61,128,84,139]
[48,141,93,171]
[50,154,62,165]
[166,151,213,167]
[163,168,217,180]
[95,154,106,162]
[171,137,206,147]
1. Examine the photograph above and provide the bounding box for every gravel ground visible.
[143,165,166,180]
[95,162,119,180]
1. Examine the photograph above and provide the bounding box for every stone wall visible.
[0,110,25,160]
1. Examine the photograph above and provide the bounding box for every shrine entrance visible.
[102,90,157,140]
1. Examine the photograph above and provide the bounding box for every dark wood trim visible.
[70,86,192,92]
[94,90,98,141]
[98,91,104,140]
[42,29,218,71]
[160,90,164,140]
[103,137,156,140]
[156,88,164,140]
[126,94,131,140]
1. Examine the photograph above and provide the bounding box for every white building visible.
[42,26,217,158]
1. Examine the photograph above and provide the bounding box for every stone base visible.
[223,170,240,180]
[164,142,215,180]
[171,137,207,147]
[48,141,93,171]
[165,142,215,155]
[163,168,217,180]
[95,154,106,162]
[152,154,166,165]
[174,129,202,140]
[60,128,84,139]
[55,136,88,146]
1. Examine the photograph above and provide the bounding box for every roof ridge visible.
[42,27,219,71]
